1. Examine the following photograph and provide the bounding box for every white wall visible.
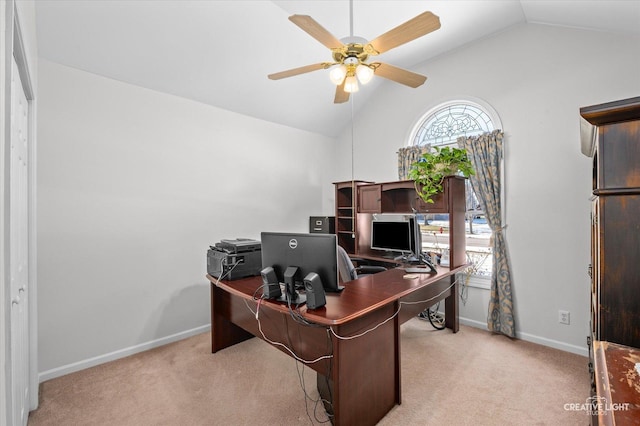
[336,23,640,354]
[36,60,337,378]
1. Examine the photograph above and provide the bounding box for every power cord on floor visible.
[418,302,446,330]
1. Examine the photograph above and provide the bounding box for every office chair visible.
[337,245,387,282]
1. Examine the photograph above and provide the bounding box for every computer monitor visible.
[260,232,342,303]
[371,214,422,262]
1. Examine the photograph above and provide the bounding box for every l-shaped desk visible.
[207,264,466,425]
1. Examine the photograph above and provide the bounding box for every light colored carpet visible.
[29,320,590,425]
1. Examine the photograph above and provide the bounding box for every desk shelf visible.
[334,180,372,254]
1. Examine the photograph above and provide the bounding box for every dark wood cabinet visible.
[581,98,640,425]
[581,96,640,349]
[353,179,458,215]
[358,184,381,213]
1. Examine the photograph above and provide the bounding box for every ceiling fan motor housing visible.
[332,43,369,65]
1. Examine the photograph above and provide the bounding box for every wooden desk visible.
[208,265,465,426]
[592,341,640,425]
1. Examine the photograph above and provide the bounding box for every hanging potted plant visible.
[408,146,475,203]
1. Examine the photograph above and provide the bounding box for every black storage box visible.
[309,216,335,234]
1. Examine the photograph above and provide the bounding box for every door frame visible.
[1,1,38,424]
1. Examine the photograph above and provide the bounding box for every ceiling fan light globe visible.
[329,65,347,85]
[356,65,374,84]
[344,75,359,93]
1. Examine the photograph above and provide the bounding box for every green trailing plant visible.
[408,146,475,203]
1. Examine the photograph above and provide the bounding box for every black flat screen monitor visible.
[371,214,422,260]
[371,220,412,253]
[261,232,342,297]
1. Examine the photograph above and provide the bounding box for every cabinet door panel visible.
[600,121,640,189]
[599,195,640,347]
[359,185,381,213]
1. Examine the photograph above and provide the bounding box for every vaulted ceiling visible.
[35,1,640,138]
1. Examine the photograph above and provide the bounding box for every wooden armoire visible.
[580,96,640,348]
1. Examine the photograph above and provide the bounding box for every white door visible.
[10,54,30,426]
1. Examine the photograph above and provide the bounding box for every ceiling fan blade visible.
[289,15,344,50]
[374,63,427,88]
[268,63,330,80]
[334,80,350,104]
[367,11,440,55]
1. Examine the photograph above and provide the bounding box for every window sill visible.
[458,273,491,290]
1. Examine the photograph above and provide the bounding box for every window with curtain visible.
[409,99,502,280]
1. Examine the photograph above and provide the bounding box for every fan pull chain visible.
[350,92,356,238]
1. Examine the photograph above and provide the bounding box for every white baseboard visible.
[459,317,588,357]
[459,316,489,330]
[38,324,211,383]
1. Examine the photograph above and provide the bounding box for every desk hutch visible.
[333,176,467,269]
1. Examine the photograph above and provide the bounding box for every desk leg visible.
[210,283,253,353]
[444,275,459,333]
[317,303,399,426]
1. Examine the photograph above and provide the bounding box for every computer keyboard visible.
[405,266,436,274]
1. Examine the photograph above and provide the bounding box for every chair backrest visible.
[337,245,357,282]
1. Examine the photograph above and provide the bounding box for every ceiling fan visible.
[268,5,441,104]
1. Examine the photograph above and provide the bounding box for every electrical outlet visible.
[559,310,570,325]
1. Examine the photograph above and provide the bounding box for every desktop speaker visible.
[261,266,281,299]
[283,266,301,300]
[303,272,326,310]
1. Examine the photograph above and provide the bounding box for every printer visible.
[207,238,262,281]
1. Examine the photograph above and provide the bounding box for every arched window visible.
[411,99,501,147]
[409,99,502,281]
